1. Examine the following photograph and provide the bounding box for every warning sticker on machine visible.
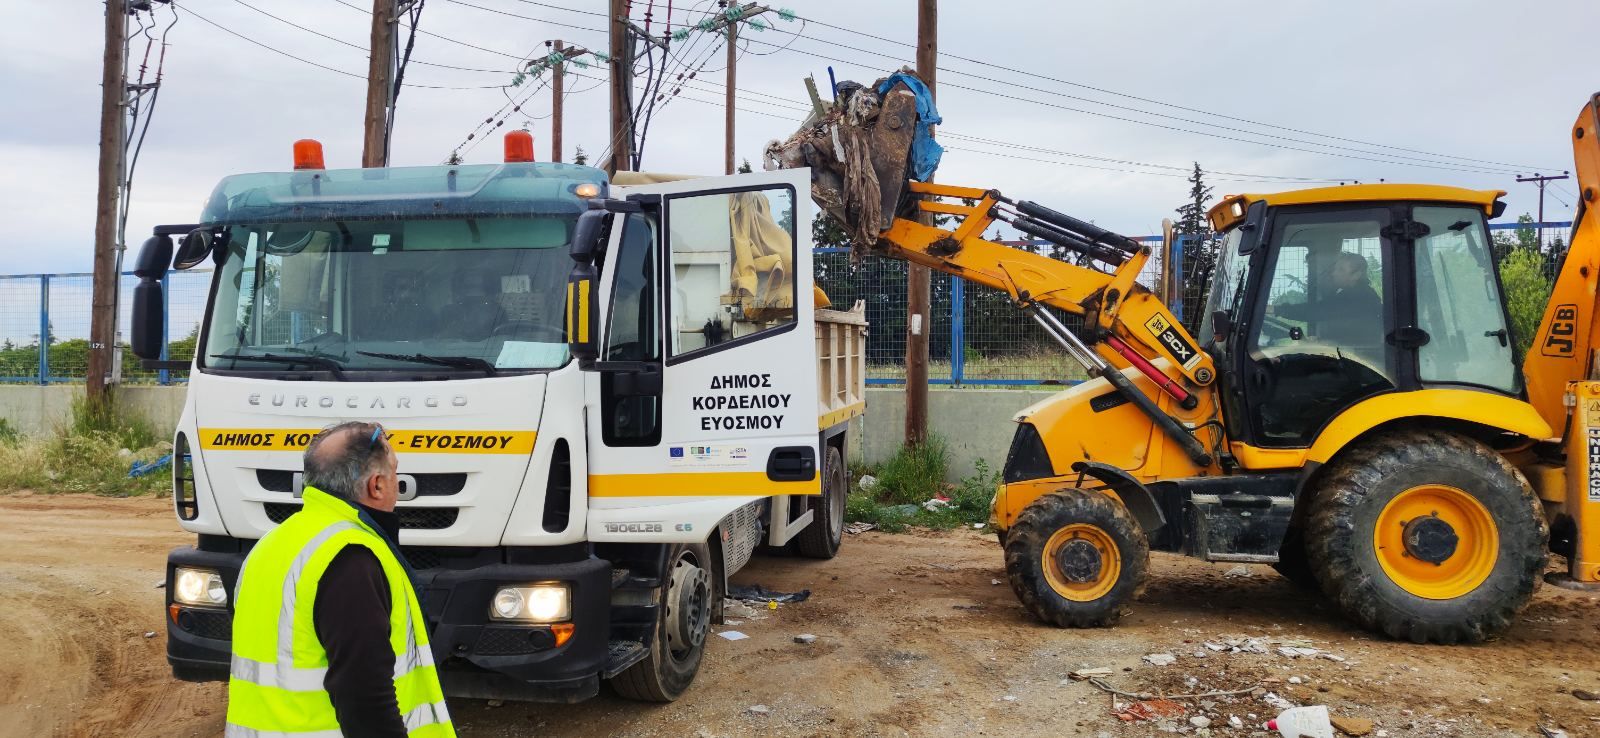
[1144,313,1202,370]
[1588,428,1600,502]
[198,428,536,454]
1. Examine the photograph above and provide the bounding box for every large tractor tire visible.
[610,543,714,701]
[1003,488,1149,628]
[1305,429,1547,644]
[795,445,846,559]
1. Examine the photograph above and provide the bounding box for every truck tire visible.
[610,542,714,702]
[1004,488,1149,628]
[795,445,846,559]
[1305,429,1547,644]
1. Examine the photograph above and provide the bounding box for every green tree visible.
[737,158,753,174]
[1174,163,1217,332]
[572,145,589,166]
[1499,246,1552,362]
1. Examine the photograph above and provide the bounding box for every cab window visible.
[1412,206,1517,393]
[666,187,797,357]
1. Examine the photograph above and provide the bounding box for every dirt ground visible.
[3,494,1600,737]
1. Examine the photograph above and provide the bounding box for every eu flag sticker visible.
[670,447,685,458]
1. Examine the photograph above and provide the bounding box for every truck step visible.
[602,640,648,678]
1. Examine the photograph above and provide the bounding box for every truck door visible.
[584,169,821,542]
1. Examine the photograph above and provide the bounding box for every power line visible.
[435,0,607,37]
[227,0,518,75]
[327,0,528,61]
[176,4,510,89]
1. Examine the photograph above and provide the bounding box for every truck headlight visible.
[490,583,570,622]
[174,567,228,607]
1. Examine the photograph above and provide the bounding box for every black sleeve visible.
[314,546,408,738]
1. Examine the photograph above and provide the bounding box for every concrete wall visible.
[0,385,186,436]
[855,387,1063,481]
[1,384,1061,482]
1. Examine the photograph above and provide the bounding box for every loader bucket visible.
[764,71,933,250]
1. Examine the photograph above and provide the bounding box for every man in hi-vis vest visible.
[227,421,453,737]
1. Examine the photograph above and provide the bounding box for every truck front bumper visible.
[166,540,618,702]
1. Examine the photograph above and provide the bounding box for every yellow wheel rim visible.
[1374,484,1498,600]
[1042,524,1121,602]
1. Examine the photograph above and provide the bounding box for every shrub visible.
[871,436,950,505]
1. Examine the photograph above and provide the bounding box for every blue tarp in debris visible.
[875,72,942,181]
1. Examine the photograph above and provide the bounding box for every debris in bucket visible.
[727,584,811,603]
[1114,698,1185,722]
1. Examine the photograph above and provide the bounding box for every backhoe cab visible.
[778,71,1600,644]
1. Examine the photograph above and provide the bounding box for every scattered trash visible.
[1573,689,1600,701]
[143,631,156,638]
[153,579,166,589]
[723,599,764,620]
[858,475,878,490]
[1262,692,1296,711]
[1224,565,1252,578]
[922,496,952,512]
[886,504,920,517]
[1288,676,1304,685]
[1189,716,1211,729]
[1277,646,1322,659]
[1329,715,1374,736]
[1204,642,1227,652]
[991,578,1002,585]
[1229,716,1245,729]
[794,634,817,644]
[1002,695,1017,702]
[1143,653,1177,667]
[1538,727,1569,738]
[1069,667,1115,681]
[485,699,504,708]
[1115,698,1186,722]
[128,454,172,478]
[972,522,986,529]
[717,631,750,641]
[728,584,810,603]
[844,522,876,535]
[1267,705,1333,738]
[746,704,770,716]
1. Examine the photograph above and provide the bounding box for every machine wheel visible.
[1305,429,1547,644]
[610,543,713,701]
[795,445,847,559]
[1272,526,1320,590]
[1004,488,1149,628]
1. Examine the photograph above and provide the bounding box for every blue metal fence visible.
[0,220,1574,386]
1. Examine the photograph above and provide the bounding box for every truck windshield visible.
[202,216,572,375]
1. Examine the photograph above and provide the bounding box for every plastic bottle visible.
[1266,705,1334,738]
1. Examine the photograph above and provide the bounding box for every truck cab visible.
[131,140,862,702]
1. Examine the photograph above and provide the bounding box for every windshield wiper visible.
[356,351,499,375]
[211,351,347,378]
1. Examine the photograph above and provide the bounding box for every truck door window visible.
[602,213,662,446]
[1412,206,1517,393]
[1248,209,1396,446]
[667,187,797,357]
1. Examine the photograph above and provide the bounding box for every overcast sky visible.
[2,0,1596,284]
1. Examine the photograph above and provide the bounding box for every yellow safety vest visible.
[226,486,454,737]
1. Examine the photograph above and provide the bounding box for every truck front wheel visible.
[610,543,713,701]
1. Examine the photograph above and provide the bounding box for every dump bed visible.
[817,300,867,430]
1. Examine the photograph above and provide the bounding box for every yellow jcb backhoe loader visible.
[776,79,1600,643]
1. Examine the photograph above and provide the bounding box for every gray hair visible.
[303,421,390,503]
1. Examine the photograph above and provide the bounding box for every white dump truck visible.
[128,136,865,702]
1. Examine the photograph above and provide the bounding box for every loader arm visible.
[1524,91,1600,434]
[870,181,1217,465]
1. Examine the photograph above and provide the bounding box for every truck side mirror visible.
[130,234,173,361]
[567,261,598,362]
[175,227,215,270]
[570,209,606,265]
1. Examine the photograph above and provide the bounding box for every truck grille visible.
[263,502,460,530]
[255,469,467,497]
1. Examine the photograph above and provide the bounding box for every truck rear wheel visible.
[1004,488,1149,628]
[610,543,713,702]
[795,445,846,559]
[1305,429,1546,644]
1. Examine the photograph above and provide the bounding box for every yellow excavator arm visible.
[1523,92,1600,433]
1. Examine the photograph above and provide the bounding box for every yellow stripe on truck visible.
[589,471,821,497]
[198,428,536,454]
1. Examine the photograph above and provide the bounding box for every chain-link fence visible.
[0,220,1574,385]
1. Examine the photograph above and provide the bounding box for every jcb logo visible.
[1542,304,1579,358]
[1144,314,1201,369]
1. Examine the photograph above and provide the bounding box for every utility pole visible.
[905,0,935,446]
[88,0,128,413]
[607,0,632,175]
[551,39,564,163]
[724,11,737,175]
[362,0,398,167]
[1516,171,1571,248]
